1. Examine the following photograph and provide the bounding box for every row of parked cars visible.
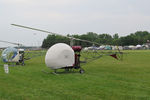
[84,44,150,50]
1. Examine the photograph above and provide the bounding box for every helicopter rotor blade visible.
[11,24,100,46]
[11,24,68,38]
[0,40,23,46]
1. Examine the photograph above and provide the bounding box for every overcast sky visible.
[0,0,150,47]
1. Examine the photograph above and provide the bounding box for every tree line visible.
[42,31,150,48]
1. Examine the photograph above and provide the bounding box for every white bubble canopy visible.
[1,47,18,62]
[45,43,75,69]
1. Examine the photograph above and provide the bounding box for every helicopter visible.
[0,40,25,66]
[0,40,45,66]
[11,24,123,74]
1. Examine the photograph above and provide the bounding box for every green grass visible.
[0,50,150,100]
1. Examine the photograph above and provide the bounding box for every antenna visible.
[70,38,74,46]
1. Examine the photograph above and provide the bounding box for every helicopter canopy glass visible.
[45,43,75,69]
[1,47,18,62]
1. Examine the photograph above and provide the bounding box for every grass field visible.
[0,50,150,100]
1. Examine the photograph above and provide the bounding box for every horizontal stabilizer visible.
[110,54,118,60]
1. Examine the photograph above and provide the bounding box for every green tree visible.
[97,34,112,45]
[42,34,70,48]
[41,31,150,48]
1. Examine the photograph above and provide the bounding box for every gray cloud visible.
[0,0,150,47]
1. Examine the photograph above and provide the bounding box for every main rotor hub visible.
[72,46,82,52]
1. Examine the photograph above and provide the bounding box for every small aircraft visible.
[0,40,25,65]
[0,40,44,66]
[11,24,123,74]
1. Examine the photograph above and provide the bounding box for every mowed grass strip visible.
[0,50,150,100]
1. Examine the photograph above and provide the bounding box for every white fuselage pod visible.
[45,43,75,69]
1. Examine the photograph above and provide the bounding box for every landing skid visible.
[42,67,85,75]
[42,69,59,75]
[52,69,59,75]
[53,67,85,74]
